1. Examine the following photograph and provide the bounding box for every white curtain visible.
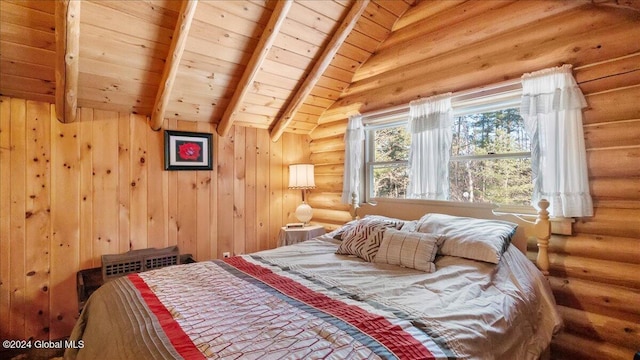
[406,93,453,200]
[521,64,593,217]
[341,114,364,204]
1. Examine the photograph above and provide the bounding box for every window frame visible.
[362,83,534,211]
[364,115,410,201]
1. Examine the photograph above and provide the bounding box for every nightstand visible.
[278,225,325,247]
[77,267,103,314]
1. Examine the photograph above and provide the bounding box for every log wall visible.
[309,2,640,359]
[0,96,309,340]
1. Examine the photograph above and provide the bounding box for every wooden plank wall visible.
[309,2,640,359]
[0,97,308,340]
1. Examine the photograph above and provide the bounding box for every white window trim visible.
[363,80,535,214]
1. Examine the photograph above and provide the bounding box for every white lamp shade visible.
[288,164,315,189]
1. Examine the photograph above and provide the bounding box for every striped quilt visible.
[66,237,561,360]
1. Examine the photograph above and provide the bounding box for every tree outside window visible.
[366,107,532,206]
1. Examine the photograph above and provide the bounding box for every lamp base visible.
[295,202,313,224]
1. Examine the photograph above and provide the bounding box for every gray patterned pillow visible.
[374,229,441,273]
[328,220,357,240]
[335,217,404,262]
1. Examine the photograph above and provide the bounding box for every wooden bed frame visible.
[351,197,551,275]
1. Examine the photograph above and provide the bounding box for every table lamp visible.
[288,164,315,225]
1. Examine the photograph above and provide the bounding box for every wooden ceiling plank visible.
[295,0,348,26]
[1,41,55,68]
[255,70,301,90]
[78,87,155,111]
[78,73,157,99]
[330,53,362,72]
[272,31,321,61]
[54,0,80,124]
[3,0,55,15]
[94,0,180,30]
[373,0,411,18]
[309,85,342,102]
[262,59,307,81]
[249,82,295,100]
[335,41,372,64]
[267,44,314,70]
[79,58,161,86]
[149,0,198,131]
[1,21,55,51]
[203,0,269,23]
[195,1,266,39]
[78,99,151,115]
[81,2,173,44]
[392,0,466,32]
[345,29,379,53]
[82,22,170,60]
[188,19,257,52]
[0,59,54,82]
[270,0,370,142]
[79,35,167,74]
[216,0,293,137]
[353,15,390,42]
[280,17,331,46]
[0,89,54,104]
[1,74,55,95]
[363,1,403,30]
[185,36,252,66]
[181,50,243,77]
[1,1,55,33]
[243,92,286,108]
[302,95,335,109]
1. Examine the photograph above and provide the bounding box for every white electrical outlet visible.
[222,252,230,258]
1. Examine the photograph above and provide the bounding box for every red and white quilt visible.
[67,237,561,360]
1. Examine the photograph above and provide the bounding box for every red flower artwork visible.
[178,142,201,161]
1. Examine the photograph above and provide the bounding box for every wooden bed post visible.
[534,199,551,276]
[349,192,360,220]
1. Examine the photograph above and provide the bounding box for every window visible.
[449,109,531,205]
[364,85,532,206]
[365,122,410,198]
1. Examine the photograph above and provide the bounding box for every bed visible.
[65,199,562,360]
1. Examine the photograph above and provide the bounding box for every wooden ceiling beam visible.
[216,0,293,138]
[149,0,198,131]
[55,0,81,123]
[270,0,370,142]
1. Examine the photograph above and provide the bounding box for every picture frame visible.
[164,130,213,171]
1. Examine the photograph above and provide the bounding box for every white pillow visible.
[416,213,517,264]
[400,220,418,232]
[374,229,441,273]
[335,217,404,262]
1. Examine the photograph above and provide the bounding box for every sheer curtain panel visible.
[521,64,593,217]
[342,114,364,204]
[406,93,453,200]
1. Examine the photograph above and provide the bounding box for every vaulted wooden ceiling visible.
[0,0,414,140]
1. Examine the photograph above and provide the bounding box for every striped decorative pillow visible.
[374,229,441,273]
[328,220,357,240]
[336,217,404,262]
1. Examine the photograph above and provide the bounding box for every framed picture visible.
[164,130,213,171]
